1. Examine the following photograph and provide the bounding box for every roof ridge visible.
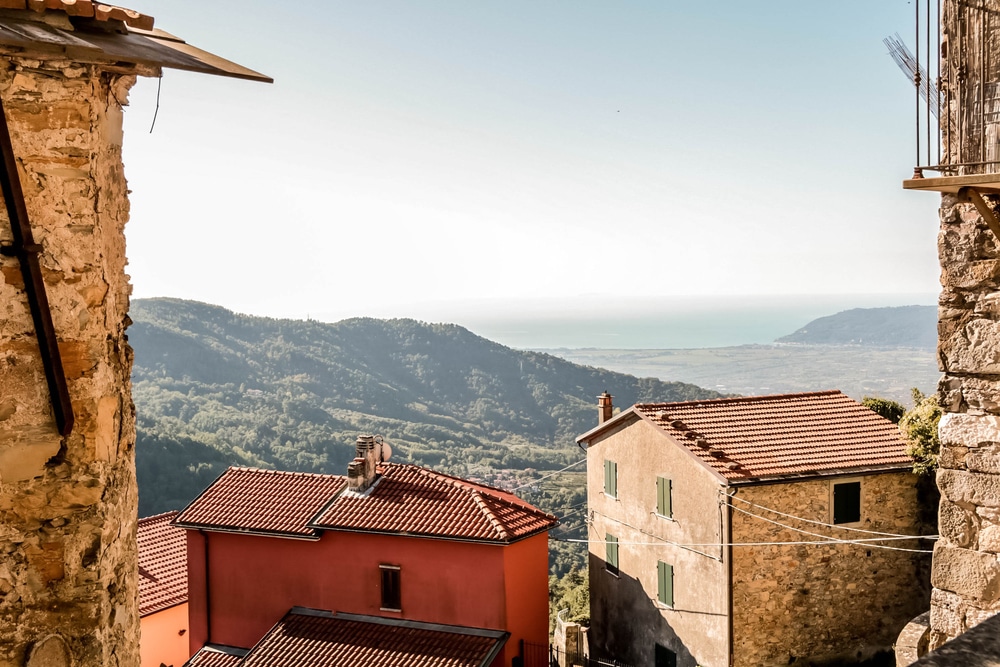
[229,466,345,481]
[138,510,179,525]
[469,489,512,541]
[637,389,844,411]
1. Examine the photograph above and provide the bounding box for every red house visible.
[137,512,189,667]
[170,435,557,667]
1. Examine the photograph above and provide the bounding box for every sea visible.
[423,293,939,350]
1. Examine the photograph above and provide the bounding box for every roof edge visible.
[576,406,642,445]
[172,521,322,542]
[728,463,917,487]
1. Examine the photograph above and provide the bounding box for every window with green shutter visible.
[606,534,619,575]
[656,476,672,518]
[604,460,617,498]
[657,561,673,607]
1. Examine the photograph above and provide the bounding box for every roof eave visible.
[306,523,556,546]
[727,462,917,487]
[172,521,322,541]
[576,407,642,445]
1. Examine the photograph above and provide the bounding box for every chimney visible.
[348,434,379,491]
[598,392,614,424]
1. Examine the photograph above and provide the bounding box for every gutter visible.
[726,487,735,667]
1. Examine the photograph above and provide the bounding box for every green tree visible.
[549,565,589,631]
[862,395,906,424]
[899,388,943,475]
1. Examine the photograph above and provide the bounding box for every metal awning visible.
[0,10,271,82]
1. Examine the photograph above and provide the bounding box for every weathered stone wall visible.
[933,196,1000,648]
[731,472,931,667]
[0,55,138,666]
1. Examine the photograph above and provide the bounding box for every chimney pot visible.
[348,434,380,491]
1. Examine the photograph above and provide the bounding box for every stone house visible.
[156,435,557,667]
[0,4,268,665]
[578,390,932,667]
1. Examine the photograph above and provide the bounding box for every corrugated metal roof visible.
[584,390,913,483]
[240,608,508,667]
[0,3,270,82]
[311,463,558,544]
[137,510,187,616]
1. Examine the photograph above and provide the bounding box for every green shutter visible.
[606,534,619,574]
[657,477,672,518]
[604,460,617,497]
[658,561,673,607]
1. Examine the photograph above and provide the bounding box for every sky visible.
[117,1,941,325]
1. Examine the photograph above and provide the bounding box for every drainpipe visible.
[201,529,212,644]
[726,488,735,667]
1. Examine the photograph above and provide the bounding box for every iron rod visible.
[0,92,73,437]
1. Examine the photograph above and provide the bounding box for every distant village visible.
[3,1,1000,667]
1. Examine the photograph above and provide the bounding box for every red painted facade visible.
[186,528,550,667]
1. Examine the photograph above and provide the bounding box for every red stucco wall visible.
[186,528,549,664]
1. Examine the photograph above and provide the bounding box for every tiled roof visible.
[0,1,154,30]
[624,390,912,482]
[184,645,248,667]
[311,463,558,543]
[137,511,187,616]
[174,468,347,538]
[240,608,508,667]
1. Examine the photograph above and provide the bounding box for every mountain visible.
[774,305,936,348]
[130,298,721,518]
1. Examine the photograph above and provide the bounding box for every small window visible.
[380,565,401,610]
[657,561,673,607]
[656,476,672,518]
[604,460,618,498]
[606,534,619,575]
[832,480,862,525]
[655,644,677,667]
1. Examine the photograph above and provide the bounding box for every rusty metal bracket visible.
[0,94,73,437]
[957,186,1000,244]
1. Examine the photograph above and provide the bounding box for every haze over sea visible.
[408,293,940,350]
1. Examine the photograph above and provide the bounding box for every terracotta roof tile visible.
[137,511,187,616]
[184,645,247,667]
[5,0,154,30]
[630,390,913,482]
[240,608,508,667]
[174,468,347,538]
[311,463,558,543]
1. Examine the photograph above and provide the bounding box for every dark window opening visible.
[380,565,401,610]
[833,481,861,524]
[606,534,619,576]
[655,644,677,667]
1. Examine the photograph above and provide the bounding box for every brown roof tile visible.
[174,468,347,538]
[311,463,558,543]
[184,645,247,667]
[627,390,913,482]
[240,608,508,667]
[6,0,154,30]
[137,511,187,616]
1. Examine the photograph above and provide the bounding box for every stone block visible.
[942,318,1000,374]
[938,469,1000,508]
[939,413,1000,448]
[966,606,999,629]
[968,443,1000,475]
[939,499,976,548]
[932,545,1000,602]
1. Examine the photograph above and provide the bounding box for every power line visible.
[556,535,934,553]
[511,459,586,492]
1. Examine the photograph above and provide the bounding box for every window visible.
[832,480,862,525]
[380,565,401,610]
[655,644,677,667]
[604,460,617,498]
[606,534,619,575]
[657,561,673,607]
[656,476,672,518]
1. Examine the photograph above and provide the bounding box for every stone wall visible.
[731,472,931,667]
[0,55,138,666]
[933,192,1000,649]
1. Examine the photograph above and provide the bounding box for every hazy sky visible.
[119,1,940,322]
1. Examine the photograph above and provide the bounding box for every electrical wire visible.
[556,536,934,553]
[728,494,938,539]
[511,459,586,492]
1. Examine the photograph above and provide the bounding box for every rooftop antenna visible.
[885,33,940,120]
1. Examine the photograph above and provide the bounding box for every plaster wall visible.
[586,418,729,667]
[731,472,930,667]
[187,528,547,666]
[0,56,138,667]
[139,603,189,667]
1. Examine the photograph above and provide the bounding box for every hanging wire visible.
[557,536,934,554]
[727,494,938,539]
[511,459,586,492]
[149,74,162,134]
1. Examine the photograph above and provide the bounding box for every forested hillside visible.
[776,305,936,348]
[131,298,720,524]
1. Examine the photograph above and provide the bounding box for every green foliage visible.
[862,396,906,424]
[549,565,590,631]
[130,298,721,517]
[899,389,943,476]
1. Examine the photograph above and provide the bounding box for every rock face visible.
[933,192,1000,649]
[0,56,138,666]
